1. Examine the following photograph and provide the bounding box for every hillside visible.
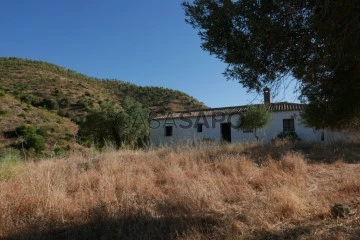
[0,57,206,152]
[0,94,78,152]
[0,57,206,117]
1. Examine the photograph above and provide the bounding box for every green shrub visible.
[76,99,88,108]
[25,134,45,153]
[36,126,49,137]
[57,109,69,117]
[54,147,69,157]
[0,90,5,97]
[53,89,62,97]
[276,131,301,141]
[78,97,150,149]
[15,124,46,153]
[41,98,59,110]
[73,117,85,124]
[16,124,36,136]
[0,110,8,115]
[19,94,40,105]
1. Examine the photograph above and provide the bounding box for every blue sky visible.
[0,0,299,107]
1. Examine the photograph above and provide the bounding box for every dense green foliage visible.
[15,125,46,153]
[237,105,271,140]
[24,134,46,153]
[78,98,150,149]
[16,125,36,137]
[183,0,360,129]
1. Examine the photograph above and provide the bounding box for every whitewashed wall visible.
[150,111,347,146]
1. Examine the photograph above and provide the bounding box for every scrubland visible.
[1,141,360,240]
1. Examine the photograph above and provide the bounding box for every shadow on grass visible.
[252,226,311,240]
[4,213,360,240]
[252,222,360,240]
[350,229,360,240]
[242,141,360,164]
[4,214,218,240]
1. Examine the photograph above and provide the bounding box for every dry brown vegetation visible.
[0,95,78,150]
[0,57,206,118]
[1,142,360,240]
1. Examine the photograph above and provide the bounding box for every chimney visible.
[263,87,270,106]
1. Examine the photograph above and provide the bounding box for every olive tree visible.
[237,105,271,141]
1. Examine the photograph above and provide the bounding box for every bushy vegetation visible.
[0,94,78,155]
[276,131,301,141]
[24,134,45,153]
[0,109,7,115]
[78,98,150,149]
[1,142,360,239]
[15,125,46,153]
[237,105,271,141]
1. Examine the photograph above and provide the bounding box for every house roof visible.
[154,102,306,120]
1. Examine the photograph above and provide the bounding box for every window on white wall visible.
[165,126,173,137]
[197,124,203,133]
[283,119,295,132]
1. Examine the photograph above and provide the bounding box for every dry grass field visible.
[1,141,360,240]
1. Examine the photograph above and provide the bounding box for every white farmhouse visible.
[150,88,352,146]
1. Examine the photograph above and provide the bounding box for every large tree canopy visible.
[183,0,360,129]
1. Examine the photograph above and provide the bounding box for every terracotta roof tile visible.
[154,102,306,120]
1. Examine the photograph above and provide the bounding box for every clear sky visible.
[0,0,299,107]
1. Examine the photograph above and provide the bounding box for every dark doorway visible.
[165,126,173,137]
[221,123,231,143]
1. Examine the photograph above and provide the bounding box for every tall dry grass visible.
[0,142,360,239]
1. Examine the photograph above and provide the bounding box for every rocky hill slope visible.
[0,57,206,153]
